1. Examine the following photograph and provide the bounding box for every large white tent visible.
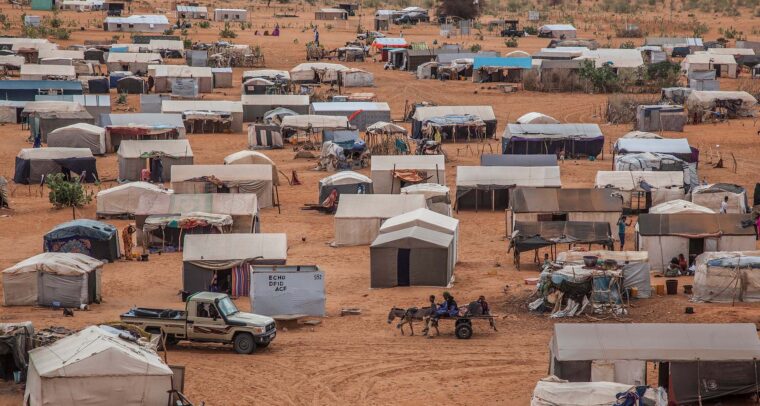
[379,207,459,263]
[96,182,171,218]
[456,166,561,211]
[171,164,275,208]
[223,150,279,186]
[334,194,427,246]
[595,171,684,209]
[46,123,106,155]
[692,251,760,303]
[400,183,451,216]
[24,326,173,406]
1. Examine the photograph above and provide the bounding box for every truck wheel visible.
[233,333,256,354]
[257,342,269,348]
[455,323,473,339]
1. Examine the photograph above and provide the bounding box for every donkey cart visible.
[438,315,497,339]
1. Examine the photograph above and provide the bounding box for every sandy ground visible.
[1,2,760,405]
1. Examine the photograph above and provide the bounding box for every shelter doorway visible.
[210,270,232,294]
[397,249,410,286]
[688,237,704,261]
[714,64,722,78]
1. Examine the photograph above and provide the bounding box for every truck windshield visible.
[217,297,239,317]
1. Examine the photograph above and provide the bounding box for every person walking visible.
[720,196,729,213]
[617,215,632,250]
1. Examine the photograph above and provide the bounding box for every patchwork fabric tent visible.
[14,148,98,184]
[685,91,757,118]
[289,62,349,83]
[141,212,232,249]
[171,164,275,208]
[379,208,459,263]
[182,233,287,296]
[2,253,103,307]
[318,171,373,203]
[46,123,106,155]
[595,171,685,210]
[692,251,760,303]
[310,102,391,131]
[400,183,451,216]
[507,188,623,238]
[224,150,280,186]
[456,166,561,211]
[636,213,756,271]
[502,124,604,158]
[334,194,427,246]
[44,220,119,262]
[135,193,258,245]
[614,152,696,190]
[370,155,446,194]
[613,138,696,163]
[96,182,171,218]
[549,323,760,404]
[691,183,749,214]
[102,113,186,153]
[410,105,496,139]
[531,378,651,406]
[24,326,173,406]
[370,226,454,288]
[117,139,193,182]
[250,265,325,316]
[481,154,558,167]
[247,124,284,149]
[556,250,652,298]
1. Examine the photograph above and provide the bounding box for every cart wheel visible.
[455,323,473,339]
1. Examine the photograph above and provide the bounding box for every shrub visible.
[46,173,92,219]
[523,25,537,35]
[579,60,619,93]
[198,20,210,29]
[619,40,636,49]
[504,37,518,47]
[219,22,236,38]
[469,43,481,52]
[163,28,175,35]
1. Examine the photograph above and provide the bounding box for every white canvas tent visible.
[289,62,349,83]
[691,183,748,214]
[2,253,103,307]
[516,112,559,124]
[370,155,446,194]
[531,377,644,406]
[318,171,373,202]
[223,150,279,186]
[24,326,173,406]
[455,166,561,211]
[682,53,737,78]
[250,265,325,317]
[379,207,459,263]
[334,194,427,246]
[400,183,451,216]
[649,199,714,214]
[96,182,171,218]
[20,64,76,80]
[171,164,275,208]
[595,171,684,209]
[370,226,455,288]
[117,139,193,182]
[692,251,760,303]
[46,123,106,155]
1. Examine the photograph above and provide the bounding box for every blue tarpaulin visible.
[44,220,117,242]
[473,57,532,69]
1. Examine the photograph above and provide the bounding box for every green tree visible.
[46,173,92,219]
[579,60,619,93]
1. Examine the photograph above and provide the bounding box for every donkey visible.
[387,306,437,336]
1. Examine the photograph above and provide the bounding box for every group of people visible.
[421,292,490,336]
[665,254,694,277]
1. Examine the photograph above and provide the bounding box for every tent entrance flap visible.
[397,248,410,286]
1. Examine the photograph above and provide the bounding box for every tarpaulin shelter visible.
[44,219,119,262]
[241,95,310,122]
[595,171,685,210]
[20,64,75,80]
[163,100,243,132]
[106,52,162,74]
[211,67,233,88]
[691,183,749,214]
[334,194,427,246]
[182,233,287,295]
[280,114,350,134]
[24,326,173,406]
[46,123,106,155]
[635,105,686,132]
[370,155,445,194]
[420,114,487,142]
[411,105,496,139]
[242,69,290,83]
[22,101,85,139]
[14,147,98,184]
[224,150,280,186]
[116,76,146,94]
[87,78,109,94]
[556,250,652,298]
[149,64,213,93]
[370,226,454,288]
[289,63,349,83]
[621,130,662,139]
[171,164,276,209]
[96,182,171,218]
[455,166,561,211]
[102,113,186,153]
[507,188,623,238]
[142,212,232,249]
[0,100,26,124]
[510,221,613,255]
[2,253,103,307]
[531,377,652,406]
[117,139,193,182]
[685,90,757,119]
[135,193,258,246]
[682,53,737,78]
[318,171,372,202]
[34,111,94,143]
[263,107,298,126]
[538,24,577,38]
[502,123,604,158]
[339,69,374,87]
[400,183,451,216]
[636,213,756,272]
[310,102,390,131]
[315,8,348,20]
[692,251,760,303]
[649,199,714,214]
[472,56,532,83]
[0,176,8,209]
[248,124,284,149]
[371,37,409,61]
[0,322,33,382]
[34,95,111,126]
[613,138,696,163]
[250,265,325,316]
[480,154,558,167]
[379,207,459,263]
[548,323,760,404]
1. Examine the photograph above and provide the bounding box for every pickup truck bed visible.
[122,307,186,320]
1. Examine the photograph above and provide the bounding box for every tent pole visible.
[697,359,702,406]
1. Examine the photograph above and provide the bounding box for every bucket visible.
[654,284,665,295]
[665,279,678,295]
[13,370,21,383]
[630,287,638,298]
[683,284,693,295]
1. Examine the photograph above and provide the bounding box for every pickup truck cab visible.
[121,292,276,354]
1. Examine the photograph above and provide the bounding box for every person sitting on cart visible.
[424,292,458,336]
[477,295,490,315]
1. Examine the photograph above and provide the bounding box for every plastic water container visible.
[665,279,678,295]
